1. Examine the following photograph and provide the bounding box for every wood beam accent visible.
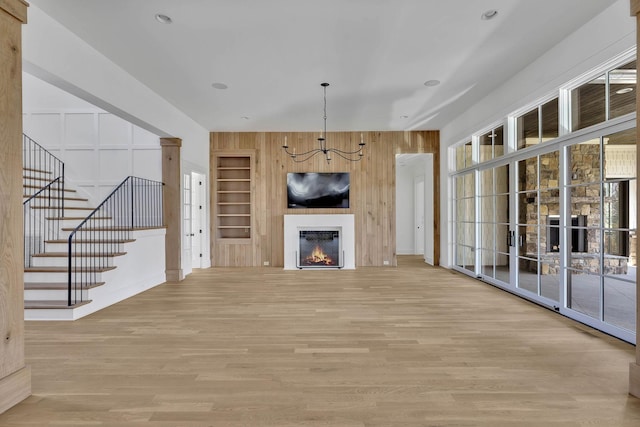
[0,0,31,414]
[160,137,183,282]
[631,0,640,399]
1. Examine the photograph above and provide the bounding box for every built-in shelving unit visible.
[214,153,253,240]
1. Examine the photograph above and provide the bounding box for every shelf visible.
[214,153,253,240]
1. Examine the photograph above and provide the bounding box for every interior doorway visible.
[396,154,434,265]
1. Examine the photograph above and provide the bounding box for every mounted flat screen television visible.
[287,172,350,209]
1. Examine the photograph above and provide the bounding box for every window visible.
[609,60,637,120]
[455,140,473,170]
[479,126,504,162]
[571,59,636,131]
[516,98,558,149]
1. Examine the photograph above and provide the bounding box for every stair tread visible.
[62,226,132,231]
[24,300,92,309]
[24,282,105,290]
[25,266,117,273]
[63,226,165,231]
[46,216,111,220]
[24,195,88,201]
[23,167,53,174]
[32,252,127,257]
[23,175,62,181]
[46,239,136,244]
[23,184,76,192]
[30,206,95,210]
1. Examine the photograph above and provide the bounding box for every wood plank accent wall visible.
[0,0,31,414]
[210,131,439,267]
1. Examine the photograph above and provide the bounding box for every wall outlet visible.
[263,261,270,266]
[383,260,390,265]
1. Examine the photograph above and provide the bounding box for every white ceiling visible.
[28,0,618,133]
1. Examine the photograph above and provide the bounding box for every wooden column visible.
[631,0,640,400]
[0,0,31,414]
[161,137,183,282]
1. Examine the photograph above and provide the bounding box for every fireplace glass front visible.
[298,229,341,267]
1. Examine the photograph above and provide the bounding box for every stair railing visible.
[22,134,66,267]
[23,177,64,267]
[67,176,164,306]
[23,134,65,209]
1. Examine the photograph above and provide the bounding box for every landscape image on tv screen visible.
[287,172,350,208]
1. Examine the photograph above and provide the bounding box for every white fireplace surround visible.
[284,214,355,270]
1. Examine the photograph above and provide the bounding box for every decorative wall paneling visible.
[210,131,439,267]
[22,111,161,202]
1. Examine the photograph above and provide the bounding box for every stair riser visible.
[50,218,114,229]
[24,187,75,196]
[60,230,131,240]
[25,289,88,301]
[24,271,106,283]
[45,242,127,252]
[31,257,116,268]
[23,175,63,180]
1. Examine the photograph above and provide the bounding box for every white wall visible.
[23,73,162,203]
[22,4,209,167]
[438,0,636,267]
[22,4,212,272]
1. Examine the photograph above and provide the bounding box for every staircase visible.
[22,135,166,320]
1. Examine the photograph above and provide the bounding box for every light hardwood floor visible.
[2,256,640,426]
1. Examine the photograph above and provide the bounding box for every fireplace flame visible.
[304,245,334,265]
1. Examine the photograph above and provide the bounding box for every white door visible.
[191,172,206,267]
[182,173,193,276]
[423,154,435,265]
[414,177,425,255]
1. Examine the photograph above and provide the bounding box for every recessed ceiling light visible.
[400,115,409,119]
[241,116,250,120]
[211,82,228,90]
[616,87,634,94]
[424,80,440,87]
[481,9,498,20]
[155,13,172,24]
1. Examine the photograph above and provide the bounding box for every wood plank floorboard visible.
[2,256,640,426]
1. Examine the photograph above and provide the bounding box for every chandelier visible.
[282,83,366,163]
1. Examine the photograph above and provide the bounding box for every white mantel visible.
[284,214,355,270]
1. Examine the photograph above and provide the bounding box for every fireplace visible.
[298,229,342,268]
[547,215,588,253]
[283,214,355,270]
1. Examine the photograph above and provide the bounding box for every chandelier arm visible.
[327,147,365,155]
[283,147,328,158]
[330,150,364,162]
[281,82,366,163]
[287,149,326,163]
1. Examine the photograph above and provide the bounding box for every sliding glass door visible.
[565,128,636,334]
[516,151,561,303]
[478,165,511,285]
